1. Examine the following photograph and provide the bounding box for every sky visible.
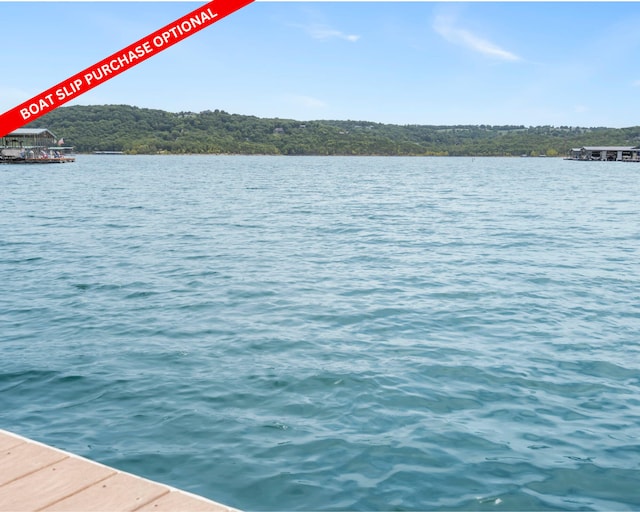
[1,1,640,128]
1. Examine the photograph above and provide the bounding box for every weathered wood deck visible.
[0,430,237,512]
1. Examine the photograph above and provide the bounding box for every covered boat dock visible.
[0,128,75,163]
[566,146,640,161]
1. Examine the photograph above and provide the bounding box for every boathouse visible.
[1,128,57,149]
[567,146,640,161]
[1,128,74,163]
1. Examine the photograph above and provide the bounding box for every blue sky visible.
[2,1,640,127]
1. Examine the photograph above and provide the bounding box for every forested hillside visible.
[31,104,640,156]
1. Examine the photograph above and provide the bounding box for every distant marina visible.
[4,128,640,163]
[565,145,640,161]
[0,129,75,164]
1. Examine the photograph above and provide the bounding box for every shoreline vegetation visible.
[32,104,640,157]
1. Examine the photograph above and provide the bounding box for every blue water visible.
[1,155,639,510]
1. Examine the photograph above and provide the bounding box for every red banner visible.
[0,0,254,137]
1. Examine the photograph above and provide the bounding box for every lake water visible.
[1,155,639,510]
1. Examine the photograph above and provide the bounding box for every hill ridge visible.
[31,104,640,156]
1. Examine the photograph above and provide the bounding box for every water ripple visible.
[2,156,640,510]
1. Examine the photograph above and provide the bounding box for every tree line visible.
[31,104,640,156]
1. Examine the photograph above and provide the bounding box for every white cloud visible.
[433,15,520,62]
[301,24,360,43]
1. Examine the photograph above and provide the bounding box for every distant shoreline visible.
[33,104,640,157]
[84,152,565,158]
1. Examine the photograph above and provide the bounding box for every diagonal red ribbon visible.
[0,0,254,137]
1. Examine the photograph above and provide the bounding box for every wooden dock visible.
[0,430,237,512]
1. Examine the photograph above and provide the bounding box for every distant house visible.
[273,127,285,134]
[567,146,640,161]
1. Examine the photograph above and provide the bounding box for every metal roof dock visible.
[566,145,640,161]
[1,129,75,163]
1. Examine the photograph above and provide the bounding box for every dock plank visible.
[135,491,233,511]
[0,456,115,510]
[0,442,68,486]
[0,430,238,512]
[0,435,24,452]
[43,472,168,511]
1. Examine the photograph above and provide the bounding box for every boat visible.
[0,128,75,164]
